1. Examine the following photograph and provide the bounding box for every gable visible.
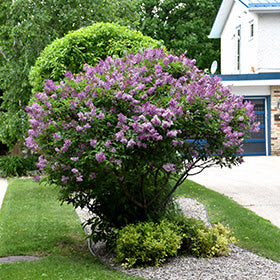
[209,0,280,38]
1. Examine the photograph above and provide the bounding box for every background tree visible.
[137,0,222,70]
[0,0,140,149]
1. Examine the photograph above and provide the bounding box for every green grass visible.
[0,179,144,280]
[1,178,280,280]
[175,179,280,262]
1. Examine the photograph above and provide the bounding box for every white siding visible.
[221,1,258,74]
[230,85,270,96]
[258,13,280,73]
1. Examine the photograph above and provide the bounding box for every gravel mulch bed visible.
[75,197,280,280]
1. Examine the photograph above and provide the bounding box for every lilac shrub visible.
[26,48,258,241]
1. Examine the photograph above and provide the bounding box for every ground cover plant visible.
[0,179,144,280]
[26,47,259,247]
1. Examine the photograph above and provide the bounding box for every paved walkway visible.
[0,178,8,210]
[191,156,280,228]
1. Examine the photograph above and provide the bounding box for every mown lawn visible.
[1,177,280,280]
[0,179,144,280]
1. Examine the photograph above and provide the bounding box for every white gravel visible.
[75,197,280,280]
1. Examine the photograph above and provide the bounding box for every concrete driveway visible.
[191,156,280,228]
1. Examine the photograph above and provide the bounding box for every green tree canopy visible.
[0,0,139,148]
[137,0,221,70]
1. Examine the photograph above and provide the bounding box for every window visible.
[237,27,241,71]
[249,20,254,39]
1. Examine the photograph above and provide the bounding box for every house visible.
[209,0,280,156]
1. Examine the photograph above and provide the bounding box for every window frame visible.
[236,25,241,72]
[249,20,254,40]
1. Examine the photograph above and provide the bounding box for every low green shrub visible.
[0,154,38,177]
[116,219,182,267]
[191,222,236,258]
[165,206,236,258]
[115,214,236,267]
[168,214,205,255]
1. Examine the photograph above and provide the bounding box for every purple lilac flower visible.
[62,139,71,152]
[53,133,61,140]
[162,120,173,129]
[33,175,41,183]
[25,47,259,186]
[61,176,69,183]
[83,123,91,130]
[105,140,111,148]
[36,155,48,172]
[71,168,79,175]
[172,140,179,146]
[162,163,176,172]
[90,139,97,147]
[76,125,83,132]
[96,151,106,162]
[127,139,136,148]
[151,115,161,126]
[97,112,105,119]
[118,113,127,124]
[76,176,83,182]
[166,130,178,137]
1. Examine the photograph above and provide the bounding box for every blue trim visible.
[267,96,271,155]
[244,152,266,156]
[217,72,280,81]
[244,139,265,143]
[238,0,249,8]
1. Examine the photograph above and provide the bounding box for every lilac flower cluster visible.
[26,48,258,186]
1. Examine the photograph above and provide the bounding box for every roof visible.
[209,0,280,39]
[248,0,280,8]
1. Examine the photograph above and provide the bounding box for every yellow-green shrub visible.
[116,219,182,267]
[191,222,236,258]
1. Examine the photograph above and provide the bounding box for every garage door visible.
[243,98,269,156]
